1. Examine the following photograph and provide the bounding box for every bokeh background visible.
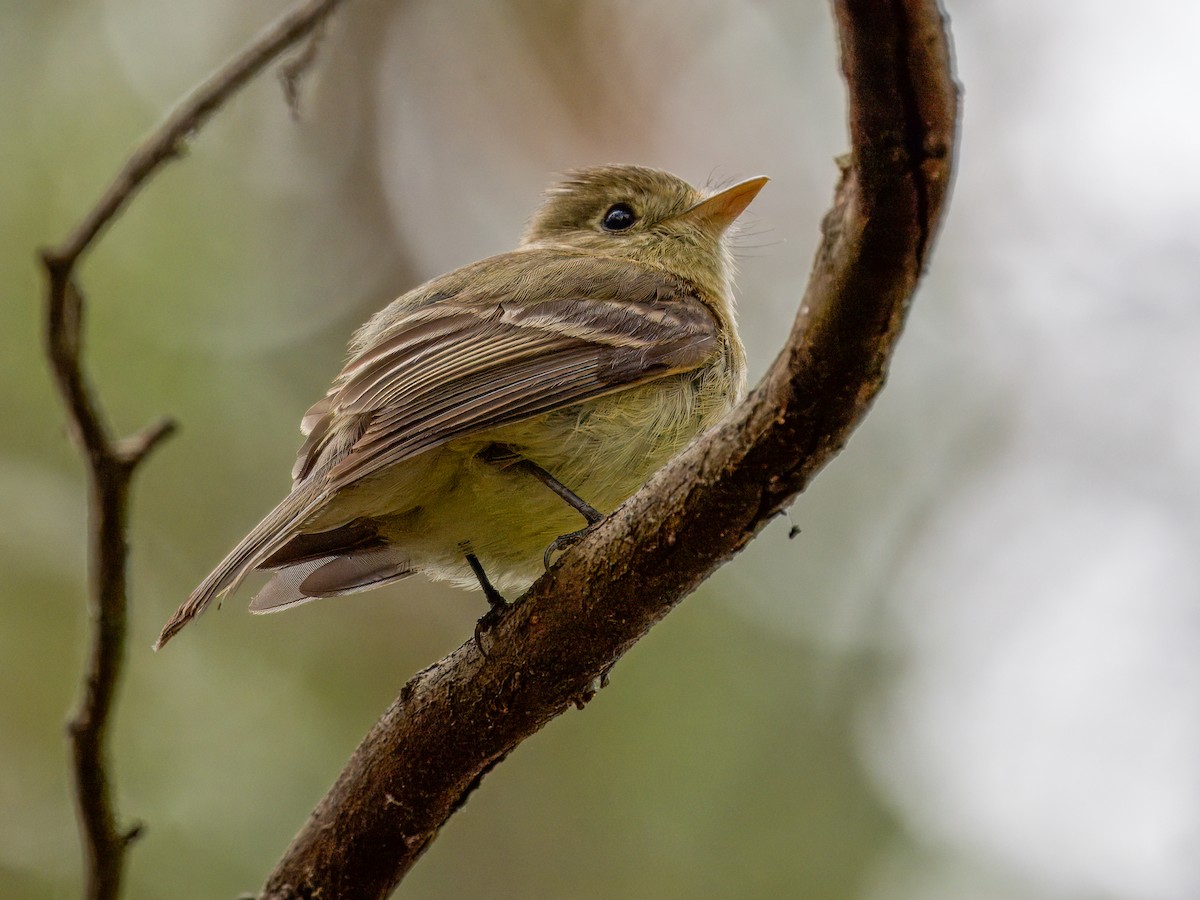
[3,0,1199,897]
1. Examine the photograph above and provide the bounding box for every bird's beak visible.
[675,176,769,233]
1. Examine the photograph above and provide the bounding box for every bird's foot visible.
[543,524,598,570]
[473,598,510,656]
[466,551,510,656]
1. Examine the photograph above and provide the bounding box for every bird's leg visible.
[478,444,605,568]
[519,461,604,526]
[479,444,603,523]
[465,552,507,609]
[466,551,507,651]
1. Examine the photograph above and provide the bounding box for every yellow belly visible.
[336,366,737,592]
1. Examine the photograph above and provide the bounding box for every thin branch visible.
[115,416,179,468]
[43,0,351,274]
[260,0,960,897]
[279,20,330,119]
[41,2,352,897]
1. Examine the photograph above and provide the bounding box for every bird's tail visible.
[154,480,326,650]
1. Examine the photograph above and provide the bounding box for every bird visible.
[155,165,766,649]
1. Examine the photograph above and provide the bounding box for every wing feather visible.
[294,249,720,490]
[328,356,603,488]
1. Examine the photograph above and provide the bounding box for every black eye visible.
[601,203,637,232]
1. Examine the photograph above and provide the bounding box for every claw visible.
[543,524,596,570]
[473,602,508,656]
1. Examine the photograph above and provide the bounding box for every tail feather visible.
[154,481,326,650]
[248,550,413,614]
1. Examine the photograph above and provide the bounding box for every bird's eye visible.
[601,203,638,232]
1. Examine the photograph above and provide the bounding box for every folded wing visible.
[294,249,721,491]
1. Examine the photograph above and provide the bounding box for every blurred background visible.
[3,0,1198,897]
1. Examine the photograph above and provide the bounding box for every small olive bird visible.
[155,165,766,649]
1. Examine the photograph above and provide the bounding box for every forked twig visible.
[40,2,351,897]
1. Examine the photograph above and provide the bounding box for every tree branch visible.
[44,0,351,274]
[260,0,960,897]
[41,2,351,897]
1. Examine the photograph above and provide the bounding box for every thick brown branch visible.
[41,2,351,897]
[261,0,959,897]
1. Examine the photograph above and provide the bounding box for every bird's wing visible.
[293,249,721,492]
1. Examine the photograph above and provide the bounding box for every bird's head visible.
[521,165,767,313]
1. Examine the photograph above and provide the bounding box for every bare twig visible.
[45,0,351,274]
[41,2,351,897]
[279,20,329,118]
[260,0,960,897]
